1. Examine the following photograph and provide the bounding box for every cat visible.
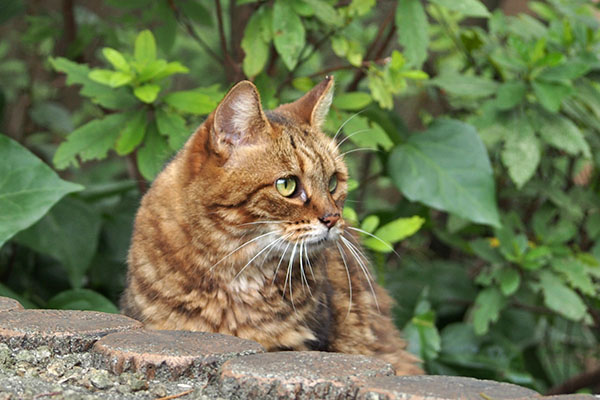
[121,77,422,375]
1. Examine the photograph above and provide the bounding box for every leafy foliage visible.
[1,0,599,393]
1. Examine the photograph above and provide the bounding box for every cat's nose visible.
[318,213,340,229]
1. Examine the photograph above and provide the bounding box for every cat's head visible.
[183,77,348,252]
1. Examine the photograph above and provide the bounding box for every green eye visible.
[276,177,297,197]
[329,175,338,193]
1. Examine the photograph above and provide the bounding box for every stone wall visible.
[0,297,596,400]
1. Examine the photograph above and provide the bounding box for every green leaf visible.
[273,0,306,70]
[134,29,157,63]
[242,8,271,78]
[404,310,441,361]
[163,90,216,114]
[53,112,130,169]
[365,216,425,252]
[537,113,591,158]
[472,287,505,335]
[48,289,118,313]
[429,0,490,17]
[156,108,190,150]
[88,69,132,88]
[343,206,359,226]
[152,61,189,80]
[49,57,137,110]
[137,122,172,181]
[332,92,372,110]
[302,0,342,27]
[431,73,498,98]
[14,197,101,288]
[532,80,573,112]
[496,268,521,296]
[342,115,393,150]
[396,0,429,68]
[115,109,148,155]
[102,47,130,73]
[552,258,595,296]
[134,59,167,82]
[539,270,587,321]
[133,83,161,103]
[501,116,541,188]
[367,73,393,109]
[538,61,591,82]
[389,119,500,227]
[495,82,526,110]
[361,215,380,234]
[0,135,83,247]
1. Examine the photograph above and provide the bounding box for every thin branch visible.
[215,0,242,82]
[546,366,600,395]
[168,0,223,64]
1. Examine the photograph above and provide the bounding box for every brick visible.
[218,351,394,399]
[92,329,264,380]
[0,297,23,312]
[0,309,142,353]
[356,375,541,400]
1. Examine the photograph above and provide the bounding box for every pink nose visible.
[319,213,340,229]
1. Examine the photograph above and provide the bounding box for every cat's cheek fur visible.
[121,77,424,375]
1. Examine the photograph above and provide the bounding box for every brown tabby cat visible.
[121,77,422,375]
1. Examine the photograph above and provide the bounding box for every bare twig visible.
[168,0,223,64]
[215,0,242,82]
[127,152,147,195]
[546,366,600,395]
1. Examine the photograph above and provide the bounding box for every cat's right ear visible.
[210,80,270,158]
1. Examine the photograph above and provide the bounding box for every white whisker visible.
[283,242,298,313]
[304,242,315,280]
[272,240,292,285]
[336,241,353,320]
[299,240,313,298]
[347,226,400,257]
[233,234,289,281]
[333,109,368,142]
[335,128,371,150]
[341,236,380,312]
[336,147,378,160]
[209,231,278,272]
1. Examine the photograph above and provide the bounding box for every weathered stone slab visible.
[356,375,541,400]
[219,351,394,399]
[93,329,264,380]
[0,297,23,312]
[0,309,142,353]
[538,396,598,399]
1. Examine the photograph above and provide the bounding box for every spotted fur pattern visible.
[121,77,423,375]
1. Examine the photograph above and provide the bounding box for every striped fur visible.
[121,77,422,375]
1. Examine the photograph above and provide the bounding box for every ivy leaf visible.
[431,73,498,98]
[49,57,137,110]
[155,108,190,150]
[472,287,505,335]
[115,109,148,155]
[396,0,429,68]
[302,0,342,27]
[333,92,372,110]
[273,0,305,70]
[242,7,271,78]
[389,119,500,227]
[14,197,101,288]
[429,0,490,18]
[133,84,161,103]
[539,270,587,321]
[102,47,130,73]
[364,216,425,253]
[532,80,573,112]
[496,268,521,296]
[137,122,172,181]
[134,29,157,64]
[501,116,540,188]
[163,90,216,115]
[0,135,83,247]
[53,112,130,169]
[537,113,591,158]
[48,289,118,313]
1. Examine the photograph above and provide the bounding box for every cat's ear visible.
[210,80,270,155]
[282,76,334,129]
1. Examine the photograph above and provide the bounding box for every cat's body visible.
[121,77,422,375]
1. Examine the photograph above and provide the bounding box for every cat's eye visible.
[328,175,338,193]
[276,177,298,197]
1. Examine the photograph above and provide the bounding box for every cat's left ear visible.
[282,76,334,129]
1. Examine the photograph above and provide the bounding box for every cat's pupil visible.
[276,177,297,197]
[329,175,338,193]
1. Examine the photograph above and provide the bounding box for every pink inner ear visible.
[213,81,269,147]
